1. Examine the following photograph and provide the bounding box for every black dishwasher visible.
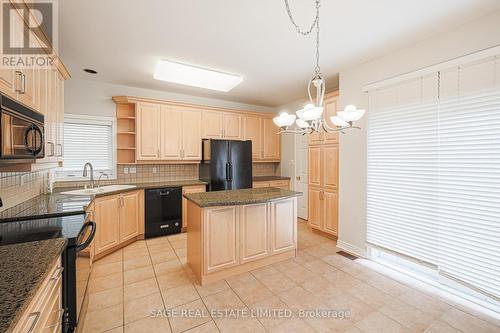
[145,187,182,238]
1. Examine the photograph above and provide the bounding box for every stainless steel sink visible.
[61,184,137,196]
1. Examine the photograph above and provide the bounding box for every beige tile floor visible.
[82,220,500,333]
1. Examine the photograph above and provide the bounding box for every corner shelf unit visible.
[115,102,136,164]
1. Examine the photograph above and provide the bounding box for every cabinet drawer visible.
[269,180,289,189]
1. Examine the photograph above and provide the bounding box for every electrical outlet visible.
[124,167,129,174]
[152,167,157,174]
[129,167,136,174]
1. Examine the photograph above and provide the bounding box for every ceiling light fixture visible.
[153,60,243,92]
[274,0,365,134]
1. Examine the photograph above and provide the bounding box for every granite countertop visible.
[0,193,93,223]
[0,239,67,333]
[0,180,208,223]
[184,187,302,207]
[253,176,291,182]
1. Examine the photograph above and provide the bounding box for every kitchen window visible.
[57,114,117,180]
[366,52,500,307]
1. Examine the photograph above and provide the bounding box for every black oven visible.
[1,93,44,163]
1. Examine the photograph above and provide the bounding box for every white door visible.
[295,134,308,219]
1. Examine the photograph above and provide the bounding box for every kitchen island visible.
[184,187,301,285]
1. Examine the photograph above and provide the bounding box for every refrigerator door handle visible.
[228,162,233,182]
[225,162,230,181]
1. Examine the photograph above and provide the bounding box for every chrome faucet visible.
[97,172,109,188]
[82,162,95,189]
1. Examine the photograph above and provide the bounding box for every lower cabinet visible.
[252,179,290,190]
[307,187,338,236]
[12,258,63,333]
[204,206,240,273]
[239,203,269,263]
[182,185,206,228]
[203,198,296,275]
[93,190,144,256]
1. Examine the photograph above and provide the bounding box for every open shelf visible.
[116,102,137,164]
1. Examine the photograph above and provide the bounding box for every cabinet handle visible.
[50,266,64,281]
[47,142,55,157]
[22,74,26,94]
[57,144,63,157]
[45,309,64,328]
[26,311,41,333]
[14,71,23,93]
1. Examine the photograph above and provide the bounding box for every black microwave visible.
[0,93,44,163]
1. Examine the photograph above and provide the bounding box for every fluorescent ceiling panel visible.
[153,60,243,92]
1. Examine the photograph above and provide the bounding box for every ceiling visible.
[59,0,500,107]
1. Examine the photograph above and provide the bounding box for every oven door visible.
[1,108,44,160]
[75,221,96,328]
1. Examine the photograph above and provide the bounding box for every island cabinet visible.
[93,190,145,258]
[182,184,206,228]
[187,196,297,285]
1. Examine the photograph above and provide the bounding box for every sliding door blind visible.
[367,55,500,299]
[437,91,500,298]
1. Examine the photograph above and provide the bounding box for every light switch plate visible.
[129,167,136,174]
[153,167,157,174]
[124,167,129,174]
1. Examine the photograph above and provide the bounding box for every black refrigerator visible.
[200,139,253,191]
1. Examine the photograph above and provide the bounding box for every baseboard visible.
[337,240,367,258]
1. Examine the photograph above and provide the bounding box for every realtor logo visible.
[2,1,53,55]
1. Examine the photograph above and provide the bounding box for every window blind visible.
[62,120,114,174]
[367,55,500,300]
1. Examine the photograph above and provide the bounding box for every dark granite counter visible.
[0,180,207,223]
[184,187,302,208]
[0,193,92,223]
[0,238,67,333]
[253,176,291,182]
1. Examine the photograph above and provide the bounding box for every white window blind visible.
[367,55,500,301]
[58,115,115,178]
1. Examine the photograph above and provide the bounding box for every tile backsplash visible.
[53,163,281,189]
[0,171,49,212]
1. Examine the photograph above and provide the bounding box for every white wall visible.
[64,78,276,117]
[338,10,500,256]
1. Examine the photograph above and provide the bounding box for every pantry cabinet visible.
[309,91,340,145]
[93,190,144,257]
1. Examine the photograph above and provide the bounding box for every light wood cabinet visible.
[120,191,141,242]
[263,118,281,161]
[94,194,121,254]
[239,203,269,263]
[182,185,206,228]
[252,179,290,190]
[204,206,239,273]
[244,115,263,159]
[182,109,202,160]
[94,190,144,257]
[160,106,183,160]
[0,69,16,99]
[137,102,161,160]
[223,113,242,139]
[12,258,63,333]
[308,143,339,236]
[270,198,296,254]
[202,111,223,139]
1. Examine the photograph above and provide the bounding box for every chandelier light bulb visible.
[273,112,297,128]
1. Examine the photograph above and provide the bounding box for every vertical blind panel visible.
[367,98,440,264]
[437,91,500,297]
[63,122,112,171]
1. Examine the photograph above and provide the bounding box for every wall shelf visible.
[116,102,137,164]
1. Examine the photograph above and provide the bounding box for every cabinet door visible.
[262,118,280,160]
[240,203,269,263]
[252,181,270,188]
[244,115,263,159]
[160,106,182,160]
[204,206,239,273]
[0,69,15,99]
[308,188,322,229]
[269,180,290,190]
[94,195,120,255]
[270,198,296,254]
[323,96,340,143]
[36,67,53,163]
[182,185,206,228]
[322,145,339,190]
[223,113,242,139]
[202,111,223,139]
[323,190,338,236]
[136,102,161,160]
[120,191,140,242]
[56,73,64,161]
[182,109,202,160]
[308,132,324,145]
[308,146,321,187]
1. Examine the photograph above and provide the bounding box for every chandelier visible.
[273,0,365,134]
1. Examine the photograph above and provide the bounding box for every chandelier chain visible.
[284,0,321,73]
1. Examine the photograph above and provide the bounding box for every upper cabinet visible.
[309,91,339,145]
[116,97,281,164]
